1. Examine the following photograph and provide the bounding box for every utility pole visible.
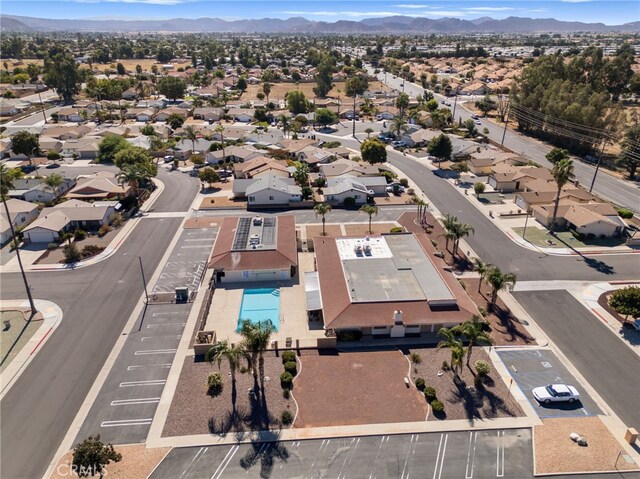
[452,88,459,119]
[352,95,357,138]
[139,256,149,303]
[589,138,608,193]
[501,104,510,146]
[37,81,47,124]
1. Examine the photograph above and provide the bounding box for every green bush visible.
[74,229,87,240]
[441,360,449,371]
[399,178,409,187]
[63,243,81,263]
[98,224,112,237]
[475,360,491,377]
[478,307,487,318]
[390,226,404,233]
[424,386,437,401]
[281,350,296,364]
[281,409,294,425]
[409,352,422,364]
[280,371,293,389]
[343,197,356,207]
[415,378,426,391]
[284,361,298,376]
[282,388,290,399]
[617,208,634,219]
[207,372,223,394]
[431,399,445,413]
[81,245,104,258]
[48,242,58,250]
[473,182,486,195]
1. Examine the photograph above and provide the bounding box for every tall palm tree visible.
[214,123,226,159]
[441,213,459,252]
[44,173,64,194]
[437,327,465,378]
[262,81,271,104]
[452,315,493,368]
[239,319,274,394]
[390,116,409,139]
[117,164,152,195]
[471,257,492,293]
[359,204,378,234]
[407,108,421,125]
[279,115,291,138]
[0,164,36,314]
[205,340,249,413]
[486,266,517,311]
[550,158,574,233]
[451,221,474,257]
[183,125,198,153]
[314,202,332,236]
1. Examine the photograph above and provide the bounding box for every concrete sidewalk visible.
[0,299,63,400]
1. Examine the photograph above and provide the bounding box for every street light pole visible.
[522,213,530,242]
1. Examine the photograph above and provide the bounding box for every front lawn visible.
[513,227,626,249]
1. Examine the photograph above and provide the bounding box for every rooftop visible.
[231,216,277,251]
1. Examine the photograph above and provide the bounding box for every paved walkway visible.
[0,299,63,400]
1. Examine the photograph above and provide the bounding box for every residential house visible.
[488,165,553,192]
[193,108,223,122]
[468,150,523,176]
[125,108,154,122]
[208,215,298,283]
[238,175,302,206]
[278,138,318,156]
[38,136,63,154]
[531,201,626,237]
[0,99,30,116]
[8,177,76,203]
[155,107,189,122]
[326,146,351,160]
[206,145,262,164]
[322,177,374,205]
[229,108,255,123]
[66,171,132,200]
[296,146,334,166]
[42,125,93,141]
[233,157,289,179]
[121,88,138,101]
[515,187,596,212]
[61,137,101,159]
[0,198,39,245]
[57,107,84,122]
[170,139,213,160]
[318,158,380,178]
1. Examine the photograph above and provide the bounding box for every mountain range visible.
[1,14,639,34]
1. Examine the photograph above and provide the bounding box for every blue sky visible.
[2,0,638,25]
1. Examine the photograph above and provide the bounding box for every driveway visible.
[294,350,427,428]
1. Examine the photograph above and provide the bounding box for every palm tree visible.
[262,82,271,104]
[239,319,274,394]
[205,340,249,413]
[441,213,459,252]
[279,115,291,138]
[451,221,474,257]
[213,123,226,159]
[452,315,493,368]
[359,204,378,234]
[437,327,466,378]
[117,164,152,195]
[390,116,409,139]
[44,173,64,194]
[550,158,574,233]
[407,108,421,125]
[364,128,374,138]
[471,257,492,293]
[486,266,517,311]
[183,125,198,152]
[314,203,332,236]
[0,164,36,314]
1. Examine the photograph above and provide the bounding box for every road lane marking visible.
[210,445,239,479]
[119,379,166,387]
[101,418,152,427]
[134,349,177,355]
[400,434,417,479]
[111,397,160,406]
[127,364,171,370]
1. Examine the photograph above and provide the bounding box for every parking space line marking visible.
[119,379,166,387]
[152,312,188,316]
[400,434,417,479]
[101,418,152,427]
[181,447,208,479]
[465,431,478,479]
[147,323,186,328]
[127,364,171,370]
[432,434,448,479]
[210,445,239,479]
[140,335,182,341]
[134,349,177,355]
[496,431,505,477]
[111,397,160,406]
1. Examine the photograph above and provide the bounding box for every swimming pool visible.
[237,288,281,332]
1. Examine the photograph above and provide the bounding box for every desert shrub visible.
[63,243,81,263]
[424,386,437,401]
[281,409,294,425]
[282,388,290,399]
[407,188,415,196]
[336,330,362,341]
[431,400,444,413]
[474,182,486,195]
[617,208,633,219]
[399,178,409,187]
[207,372,223,393]
[390,226,404,233]
[48,242,58,250]
[475,360,491,377]
[74,229,87,240]
[81,245,104,258]
[415,377,426,391]
[97,225,112,237]
[441,360,450,371]
[409,352,422,364]
[280,372,293,389]
[281,350,296,364]
[343,197,356,207]
[109,213,124,227]
[284,361,298,376]
[478,306,487,318]
[239,366,248,374]
[458,279,467,290]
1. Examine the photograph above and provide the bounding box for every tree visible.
[472,257,492,293]
[114,146,153,169]
[608,286,640,323]
[198,167,220,188]
[292,162,309,186]
[117,162,154,193]
[236,76,247,92]
[425,98,439,112]
[141,124,155,136]
[550,159,574,232]
[617,125,640,180]
[475,95,496,116]
[390,116,409,138]
[214,123,226,158]
[97,135,129,164]
[239,319,274,395]
[427,134,452,164]
[44,53,81,101]
[359,204,378,234]
[451,221,474,257]
[287,90,309,114]
[72,435,122,478]
[158,76,185,101]
[11,131,39,169]
[183,125,198,152]
[44,173,64,193]
[545,147,569,165]
[0,164,36,314]
[345,74,369,97]
[463,119,478,137]
[396,92,410,117]
[452,315,493,368]
[205,341,249,414]
[262,82,271,103]
[486,267,517,311]
[441,213,458,252]
[437,328,465,378]
[360,138,387,164]
[365,128,374,138]
[430,109,450,129]
[315,108,337,128]
[167,114,184,130]
[156,46,174,63]
[313,58,333,98]
[314,203,332,236]
[116,63,125,75]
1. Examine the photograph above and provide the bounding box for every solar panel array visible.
[232,217,252,250]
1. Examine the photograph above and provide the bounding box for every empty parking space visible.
[497,349,602,418]
[150,429,532,479]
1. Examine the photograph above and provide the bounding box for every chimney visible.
[394,310,403,325]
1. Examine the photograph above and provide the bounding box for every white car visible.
[474,119,482,125]
[532,384,580,404]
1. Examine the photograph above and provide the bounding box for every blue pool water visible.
[237,288,281,332]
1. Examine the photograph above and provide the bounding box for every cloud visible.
[393,4,428,8]
[464,7,514,11]
[561,0,592,3]
[75,0,192,4]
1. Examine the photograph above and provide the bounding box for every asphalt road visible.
[0,170,199,479]
[322,134,640,282]
[369,66,640,214]
[512,290,640,429]
[151,429,532,479]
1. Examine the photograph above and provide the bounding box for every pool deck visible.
[204,252,326,347]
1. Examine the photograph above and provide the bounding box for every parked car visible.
[474,119,482,125]
[471,114,479,120]
[631,318,640,331]
[391,140,406,148]
[163,155,175,163]
[386,185,405,194]
[532,384,580,404]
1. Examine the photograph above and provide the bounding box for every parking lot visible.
[150,429,532,479]
[497,349,602,419]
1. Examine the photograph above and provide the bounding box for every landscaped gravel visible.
[405,347,524,421]
[162,353,295,437]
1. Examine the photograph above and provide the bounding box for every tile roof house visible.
[61,137,102,159]
[515,187,596,212]
[66,171,132,200]
[42,125,93,140]
[208,215,298,283]
[206,145,262,164]
[468,150,523,175]
[295,146,334,166]
[310,233,478,335]
[170,139,213,160]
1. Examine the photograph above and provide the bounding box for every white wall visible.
[220,268,291,283]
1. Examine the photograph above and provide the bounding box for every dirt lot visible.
[162,354,294,437]
[293,350,428,428]
[199,196,246,209]
[343,222,400,236]
[405,347,524,421]
[534,417,638,474]
[50,445,170,479]
[183,218,220,229]
[373,193,415,205]
[304,224,344,241]
[242,80,390,102]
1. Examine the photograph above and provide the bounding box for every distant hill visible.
[0,14,638,33]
